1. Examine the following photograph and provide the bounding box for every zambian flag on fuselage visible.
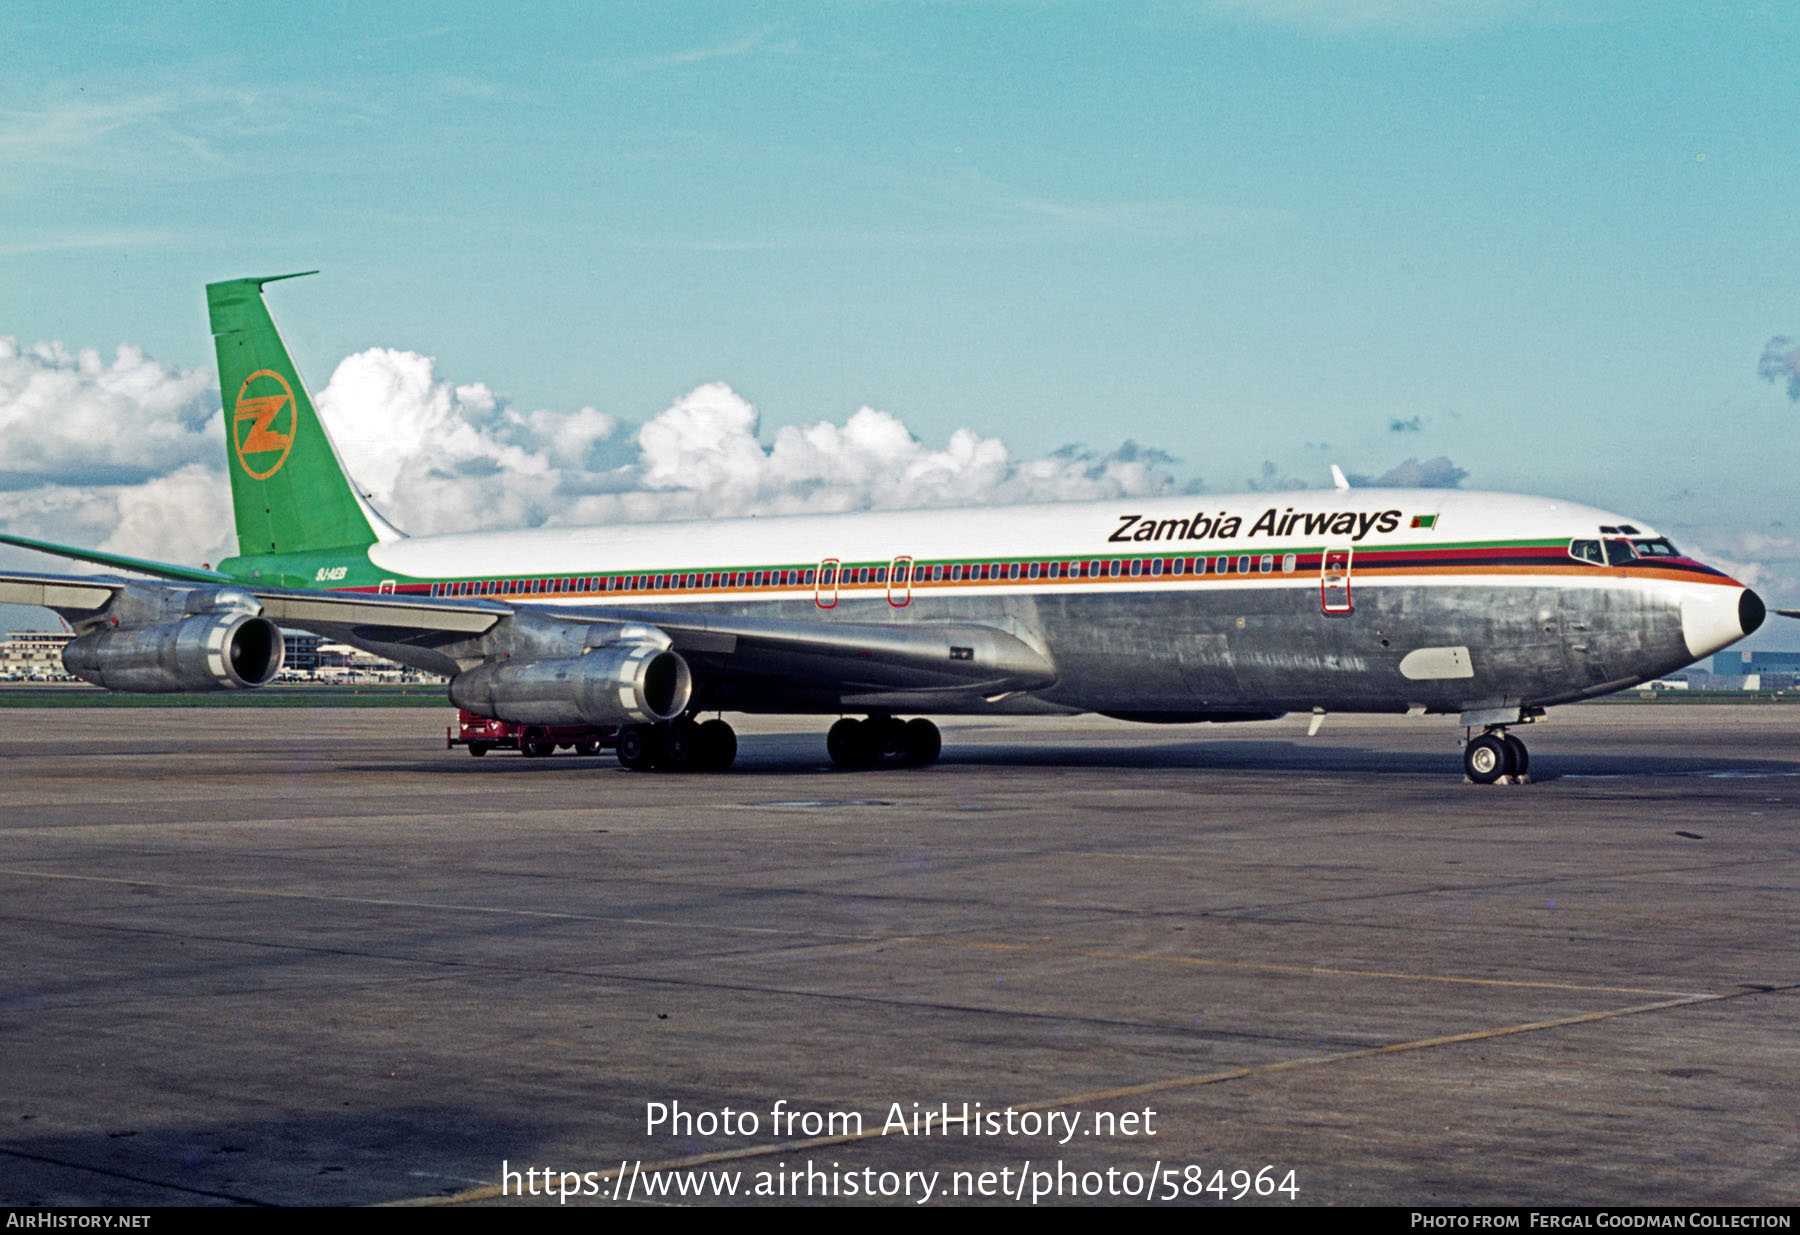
[208,273,379,562]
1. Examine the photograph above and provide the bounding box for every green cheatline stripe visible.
[339,538,1573,591]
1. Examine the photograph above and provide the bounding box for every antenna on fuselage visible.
[1331,465,1350,491]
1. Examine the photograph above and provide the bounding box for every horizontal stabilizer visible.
[0,532,232,584]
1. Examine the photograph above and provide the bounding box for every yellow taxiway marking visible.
[391,989,1735,1206]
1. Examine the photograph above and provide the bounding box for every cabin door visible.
[888,556,913,608]
[815,558,840,609]
[1320,549,1353,614]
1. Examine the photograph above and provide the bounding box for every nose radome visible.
[1741,588,1766,636]
[1683,587,1763,659]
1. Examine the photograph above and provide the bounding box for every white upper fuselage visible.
[364,488,1653,582]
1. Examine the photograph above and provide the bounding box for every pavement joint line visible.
[0,866,1705,1000]
[0,867,870,940]
[0,1146,270,1207]
[393,989,1740,1208]
[923,939,1705,998]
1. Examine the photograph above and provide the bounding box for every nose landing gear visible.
[1463,728,1530,784]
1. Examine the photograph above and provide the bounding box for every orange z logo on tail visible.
[233,370,296,479]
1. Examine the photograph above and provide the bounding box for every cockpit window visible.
[1570,537,1647,566]
[1568,539,1604,565]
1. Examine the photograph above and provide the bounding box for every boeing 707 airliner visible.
[0,274,1768,781]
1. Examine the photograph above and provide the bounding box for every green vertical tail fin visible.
[207,273,394,557]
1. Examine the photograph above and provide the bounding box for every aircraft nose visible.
[1683,587,1765,659]
[1741,588,1767,635]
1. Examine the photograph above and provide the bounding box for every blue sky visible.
[4,1,1799,633]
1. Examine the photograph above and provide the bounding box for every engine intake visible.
[449,644,692,727]
[63,613,285,692]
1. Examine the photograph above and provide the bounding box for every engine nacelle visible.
[448,644,693,727]
[63,612,285,692]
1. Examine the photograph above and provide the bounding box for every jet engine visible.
[63,611,285,692]
[449,643,693,727]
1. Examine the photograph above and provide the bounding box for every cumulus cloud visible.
[0,337,1180,574]
[1249,456,1467,491]
[0,463,236,571]
[1759,336,1800,402]
[1664,526,1795,605]
[312,347,599,534]
[0,337,217,487]
[0,337,233,574]
[1246,460,1309,491]
[314,352,1176,532]
[1350,456,1468,488]
[1628,519,1800,615]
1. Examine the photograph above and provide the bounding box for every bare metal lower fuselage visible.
[331,574,1703,721]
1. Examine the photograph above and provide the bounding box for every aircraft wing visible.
[0,572,123,616]
[533,602,1060,706]
[0,571,1058,707]
[279,591,1062,705]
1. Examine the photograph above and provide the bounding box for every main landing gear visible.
[616,716,737,773]
[1463,728,1530,785]
[826,716,941,769]
[612,714,943,772]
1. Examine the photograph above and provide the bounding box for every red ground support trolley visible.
[446,710,617,758]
